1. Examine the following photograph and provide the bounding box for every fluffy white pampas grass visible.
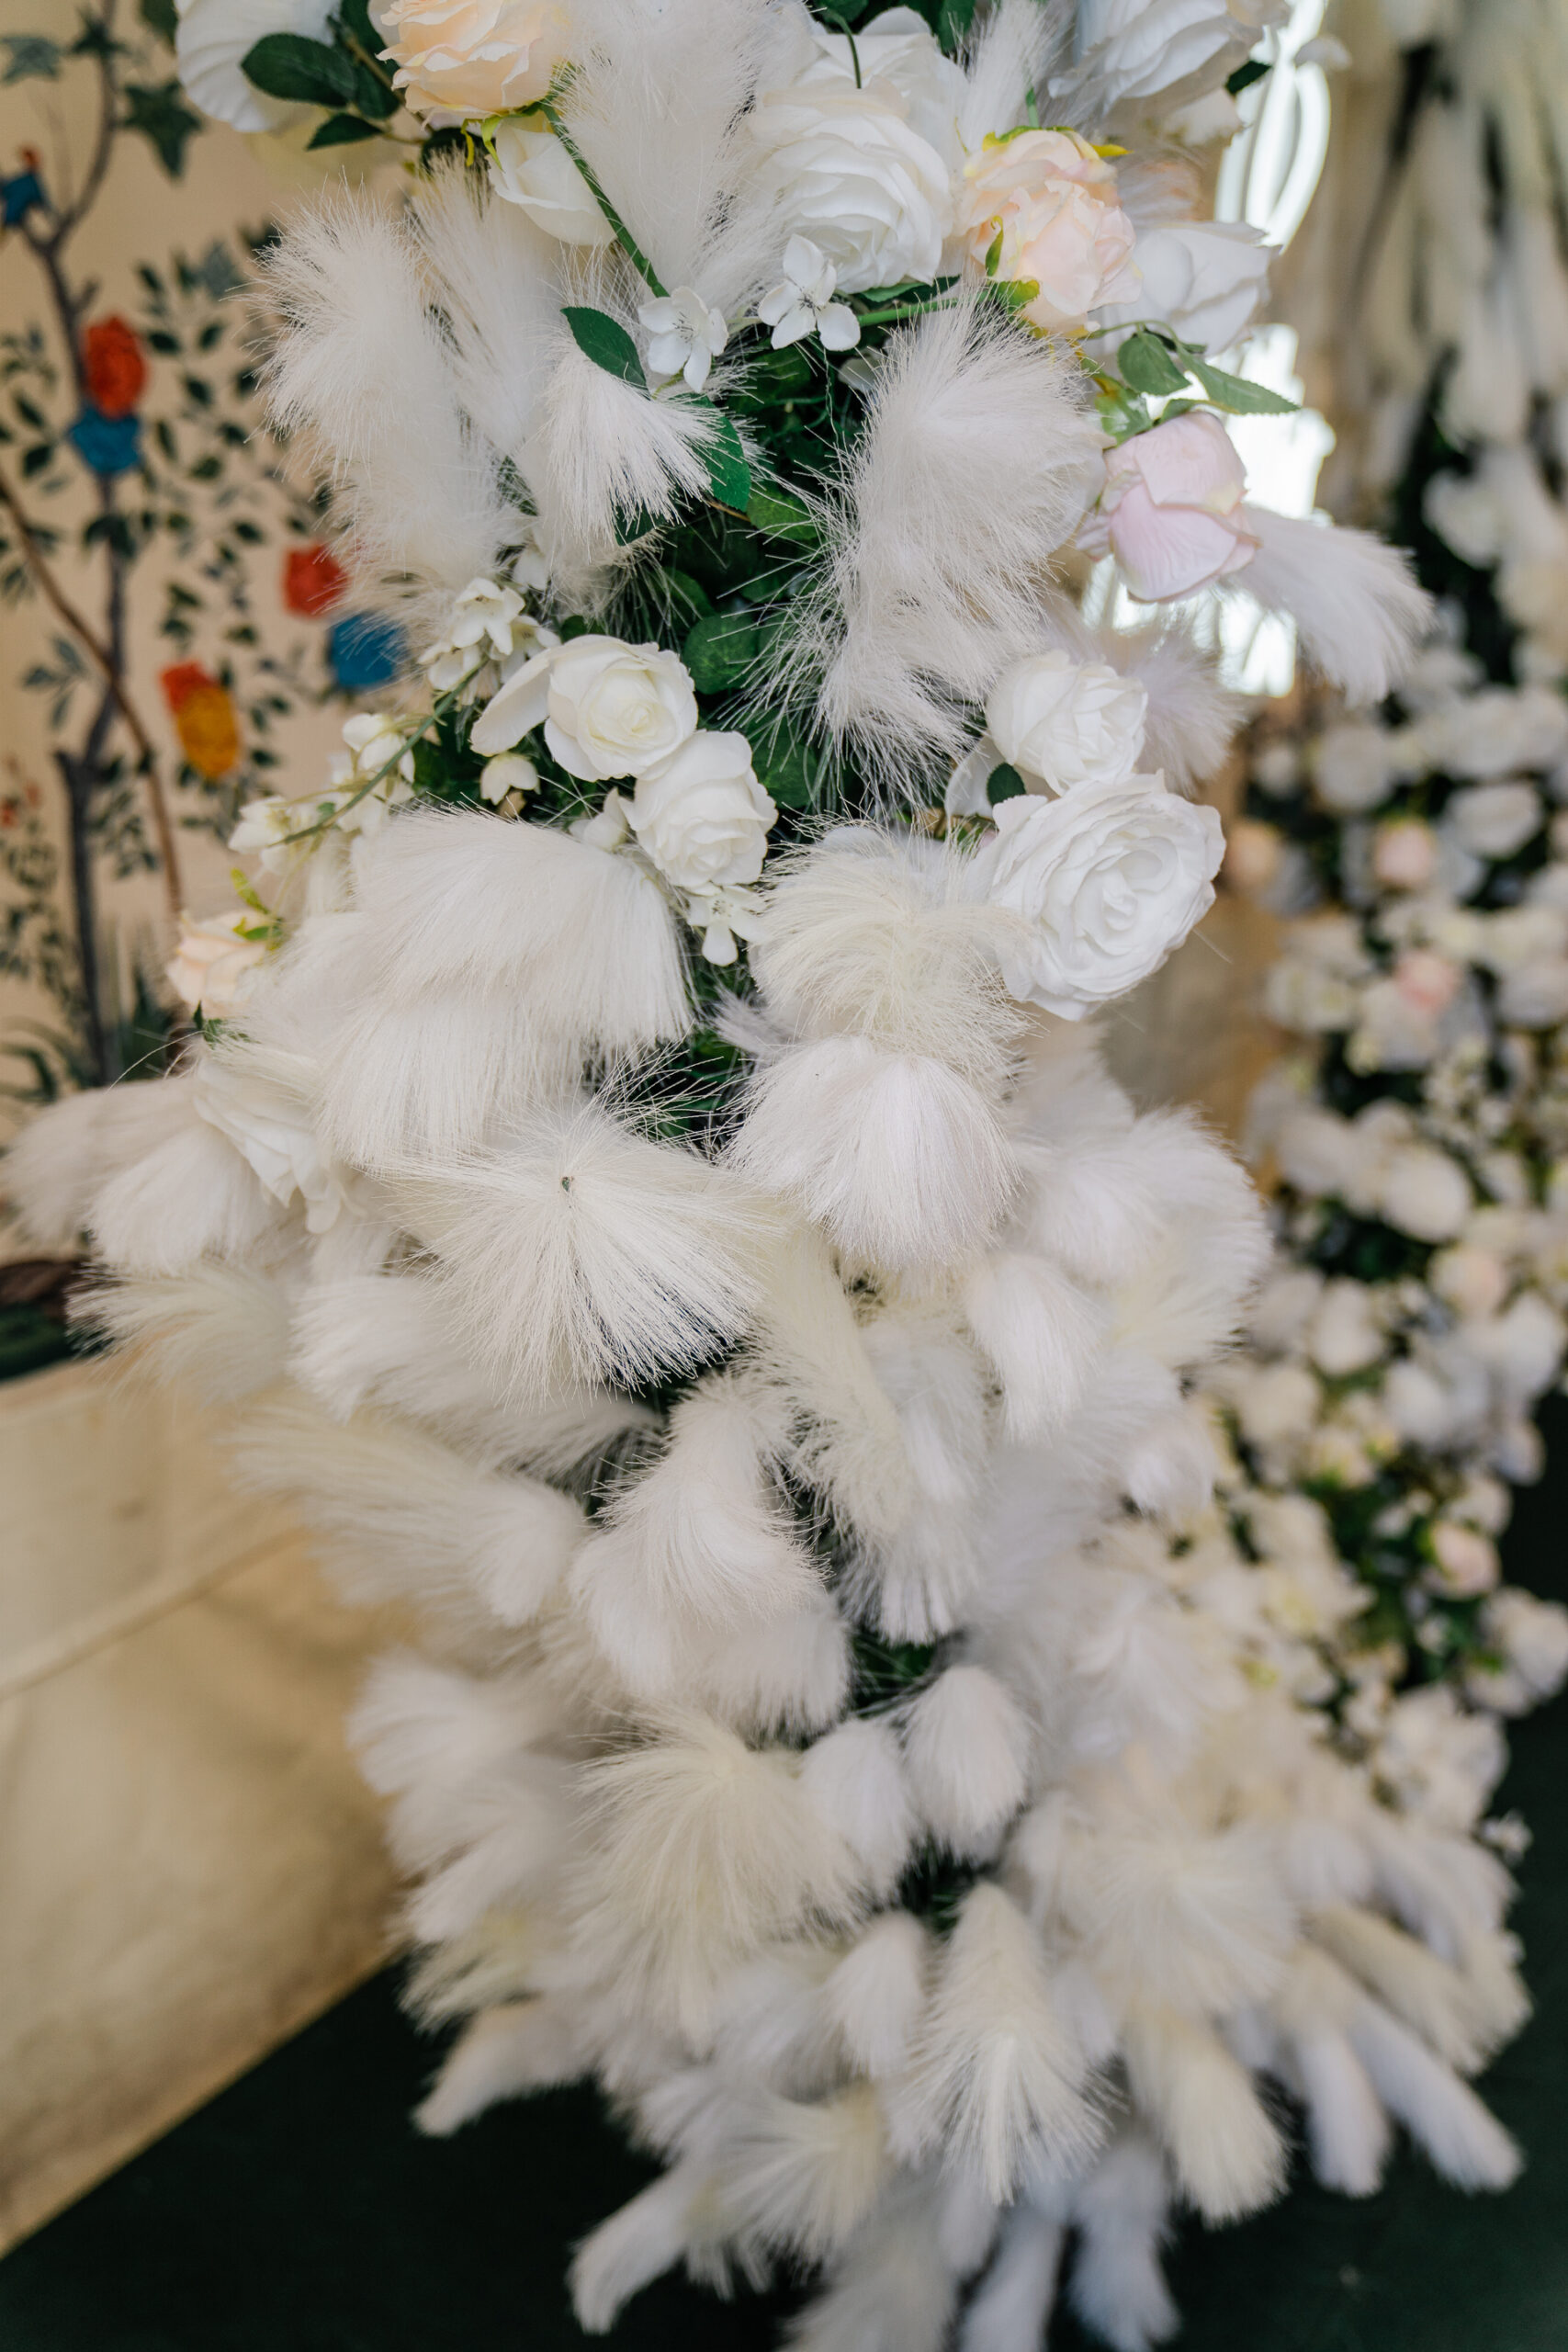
[229,1396,586,1623]
[416,1997,592,2136]
[262,197,511,616]
[901,1667,1032,1860]
[899,1883,1097,2201]
[2,1074,197,1250]
[731,1035,1017,1275]
[395,1102,771,1403]
[798,1718,919,1901]
[722,2082,892,2261]
[781,300,1104,784]
[824,1911,931,2078]
[81,1264,292,1402]
[90,1117,284,1277]
[1066,2132,1178,2352]
[1121,2007,1285,2222]
[1235,509,1435,707]
[574,1715,862,2038]
[963,1253,1105,1438]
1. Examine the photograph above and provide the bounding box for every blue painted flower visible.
[329,611,406,692]
[66,405,142,479]
[1,168,44,229]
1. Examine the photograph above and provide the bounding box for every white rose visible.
[1235,1361,1321,1447]
[166,910,268,1019]
[176,0,333,133]
[1498,958,1568,1026]
[985,651,1147,793]
[749,79,953,296]
[978,774,1224,1018]
[1376,1144,1472,1242]
[1314,721,1399,814]
[628,732,777,891]
[1444,780,1542,860]
[1382,1357,1455,1446]
[1096,220,1271,353]
[469,635,698,780]
[1416,685,1568,779]
[1273,1107,1367,1198]
[1466,1292,1567,1401]
[799,7,964,156]
[1055,0,1267,111]
[1472,1589,1568,1713]
[1429,1244,1509,1321]
[1307,1278,1385,1377]
[1427,1519,1500,1599]
[488,120,614,245]
[380,0,570,119]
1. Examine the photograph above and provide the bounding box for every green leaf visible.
[121,80,203,176]
[1190,357,1298,415]
[682,611,761,693]
[1117,328,1190,398]
[560,305,646,389]
[139,0,178,42]
[336,0,381,51]
[745,482,818,548]
[750,720,821,810]
[704,412,751,513]
[241,31,355,106]
[987,763,1026,805]
[1,34,62,81]
[307,110,380,147]
[1226,57,1269,96]
[615,503,660,547]
[352,58,399,117]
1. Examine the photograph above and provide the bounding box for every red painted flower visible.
[161,662,240,780]
[82,317,147,421]
[283,543,348,618]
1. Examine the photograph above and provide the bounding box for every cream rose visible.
[750,80,953,296]
[166,910,268,1020]
[488,119,613,243]
[985,650,1148,792]
[978,773,1224,1018]
[380,0,570,119]
[955,128,1140,334]
[1096,220,1271,353]
[469,635,698,780]
[629,733,777,892]
[1077,412,1257,603]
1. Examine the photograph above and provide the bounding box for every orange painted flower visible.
[82,317,147,420]
[161,662,241,780]
[283,542,347,618]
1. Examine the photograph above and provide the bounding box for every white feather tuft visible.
[823,1911,931,2078]
[1235,510,1436,707]
[1122,2007,1286,2223]
[901,1665,1032,1860]
[963,1253,1106,1439]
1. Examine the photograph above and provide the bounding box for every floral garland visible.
[3,5,1491,2348]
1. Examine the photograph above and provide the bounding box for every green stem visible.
[538,99,668,300]
[279,687,462,844]
[852,294,961,328]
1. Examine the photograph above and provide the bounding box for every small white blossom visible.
[479,752,540,805]
[420,578,556,697]
[638,288,729,392]
[757,236,861,352]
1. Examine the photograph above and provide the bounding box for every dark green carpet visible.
[3,1420,1565,2351]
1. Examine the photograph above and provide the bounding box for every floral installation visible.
[1,4,1488,2347]
[1195,0,1568,2245]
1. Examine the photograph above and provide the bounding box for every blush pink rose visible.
[1080,411,1258,603]
[955,128,1140,333]
[1393,947,1462,1018]
[1371,817,1438,890]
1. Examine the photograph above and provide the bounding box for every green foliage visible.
[122,80,203,176]
[241,30,356,107]
[560,304,646,388]
[308,112,381,147]
[1,33,62,81]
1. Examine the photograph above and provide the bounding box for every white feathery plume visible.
[416,1998,592,2136]
[571,2161,715,2335]
[962,1253,1107,1439]
[228,1396,586,1623]
[406,161,561,476]
[784,2176,958,2352]
[721,2083,892,2261]
[261,196,511,610]
[2,1075,199,1251]
[1311,1903,1500,2073]
[393,1102,772,1404]
[823,1912,931,2078]
[1055,1820,1294,2015]
[1233,510,1435,707]
[688,1591,852,1737]
[900,1666,1032,1860]
[729,1034,1018,1274]
[1066,2132,1179,2352]
[1347,1993,1521,2190]
[558,0,807,316]
[956,0,1072,154]
[316,994,584,1171]
[958,2202,1065,2352]
[90,1117,285,1277]
[1121,2006,1286,2223]
[79,1264,293,1402]
[798,1717,919,1902]
[572,1715,862,2040]
[778,298,1104,785]
[898,1882,1099,2202]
